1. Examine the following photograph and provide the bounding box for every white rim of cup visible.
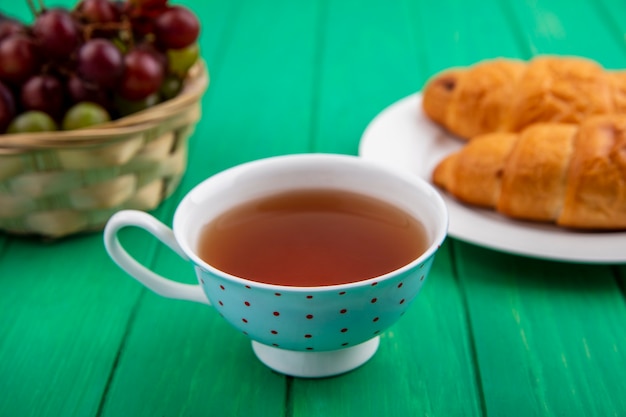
[173,153,449,293]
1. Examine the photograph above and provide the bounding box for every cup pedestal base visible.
[251,336,380,378]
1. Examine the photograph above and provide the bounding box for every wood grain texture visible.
[0,0,173,408]
[310,0,423,155]
[1,0,626,416]
[290,0,482,415]
[97,0,320,415]
[0,232,144,417]
[455,241,626,416]
[291,241,483,417]
[459,1,626,415]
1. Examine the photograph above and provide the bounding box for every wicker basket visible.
[0,60,209,238]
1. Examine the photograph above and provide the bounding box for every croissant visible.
[432,115,626,229]
[422,56,626,140]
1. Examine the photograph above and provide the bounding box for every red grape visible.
[118,48,164,100]
[78,39,124,87]
[33,9,81,60]
[135,41,168,72]
[77,0,120,23]
[127,5,164,38]
[0,19,26,42]
[67,74,112,109]
[154,6,199,50]
[0,80,16,133]
[0,34,39,85]
[0,0,200,133]
[21,75,65,119]
[128,0,168,9]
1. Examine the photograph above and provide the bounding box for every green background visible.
[1,0,626,416]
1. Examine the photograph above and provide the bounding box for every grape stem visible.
[82,19,133,45]
[26,0,46,17]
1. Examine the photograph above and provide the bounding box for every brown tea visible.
[198,188,429,286]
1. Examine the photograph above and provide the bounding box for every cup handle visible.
[104,210,210,305]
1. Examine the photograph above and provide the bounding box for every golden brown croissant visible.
[432,115,626,229]
[422,56,626,140]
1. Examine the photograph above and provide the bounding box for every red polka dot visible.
[306,295,313,299]
[339,291,346,295]
[371,281,378,286]
[275,292,282,296]
[340,309,347,314]
[218,301,223,306]
[245,285,251,289]
[220,285,225,290]
[304,334,312,338]
[371,298,378,303]
[271,330,278,335]
[242,318,248,323]
[244,301,250,306]
[397,282,403,288]
[306,314,314,319]
[273,311,280,317]
[340,328,348,333]
[373,317,379,322]
[399,299,405,304]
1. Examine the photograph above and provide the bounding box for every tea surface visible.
[198,189,428,286]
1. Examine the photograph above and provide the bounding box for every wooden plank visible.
[409,0,524,74]
[454,1,626,414]
[0,1,242,416]
[455,242,626,415]
[504,0,626,67]
[97,0,323,415]
[97,289,287,417]
[403,0,626,415]
[406,0,626,414]
[310,0,423,155]
[291,242,482,417]
[0,4,157,414]
[291,0,483,415]
[0,233,143,417]
[184,0,321,170]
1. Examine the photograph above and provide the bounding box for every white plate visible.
[359,93,626,264]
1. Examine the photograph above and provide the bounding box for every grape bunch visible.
[0,0,200,134]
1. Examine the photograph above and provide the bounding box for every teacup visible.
[104,153,448,378]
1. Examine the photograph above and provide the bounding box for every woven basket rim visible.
[0,60,209,151]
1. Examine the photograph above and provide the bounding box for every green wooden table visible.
[2,0,626,415]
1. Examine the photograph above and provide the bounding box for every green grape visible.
[62,102,111,130]
[7,111,57,133]
[114,93,160,117]
[166,42,199,77]
[159,75,182,100]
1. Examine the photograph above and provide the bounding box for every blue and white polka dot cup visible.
[104,154,448,378]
